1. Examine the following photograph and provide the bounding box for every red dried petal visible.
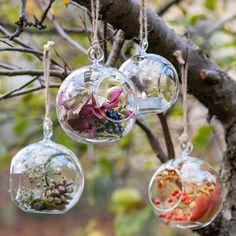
[190,186,221,221]
[190,194,211,221]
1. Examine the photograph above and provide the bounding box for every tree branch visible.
[106,30,126,66]
[0,25,31,49]
[8,0,56,40]
[74,0,236,128]
[0,76,39,100]
[136,118,167,163]
[0,69,65,79]
[1,22,92,34]
[0,83,60,100]
[0,25,64,69]
[46,13,87,55]
[38,0,55,27]
[73,1,236,235]
[157,113,175,159]
[0,46,62,68]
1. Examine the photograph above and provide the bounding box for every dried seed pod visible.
[65,181,73,188]
[66,187,73,193]
[58,186,66,194]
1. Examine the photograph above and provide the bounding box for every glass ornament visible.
[10,138,84,214]
[56,48,138,144]
[148,155,222,229]
[119,43,179,114]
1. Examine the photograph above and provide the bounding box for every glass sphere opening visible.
[96,73,137,123]
[9,140,84,214]
[56,64,137,143]
[149,168,183,212]
[148,157,222,229]
[120,53,179,114]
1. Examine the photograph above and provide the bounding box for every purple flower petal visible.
[108,86,123,103]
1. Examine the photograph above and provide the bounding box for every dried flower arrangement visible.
[14,155,75,212]
[149,159,222,228]
[58,85,133,139]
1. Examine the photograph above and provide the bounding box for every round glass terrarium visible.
[10,139,84,214]
[148,156,222,229]
[120,51,179,114]
[56,48,138,144]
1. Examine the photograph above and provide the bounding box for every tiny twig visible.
[0,46,42,57]
[8,0,27,39]
[157,0,182,16]
[106,30,125,66]
[0,83,60,101]
[0,46,62,69]
[103,21,108,61]
[157,113,175,159]
[79,14,92,44]
[8,0,56,40]
[0,39,14,47]
[47,13,87,55]
[0,76,39,100]
[53,47,71,72]
[37,0,55,27]
[203,14,236,41]
[0,22,92,34]
[0,25,33,48]
[0,61,20,70]
[136,118,167,163]
[0,69,65,79]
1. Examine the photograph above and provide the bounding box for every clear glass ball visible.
[10,139,84,214]
[148,156,222,229]
[56,64,138,144]
[120,53,179,114]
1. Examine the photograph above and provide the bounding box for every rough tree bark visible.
[73,0,236,235]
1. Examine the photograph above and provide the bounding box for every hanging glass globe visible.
[148,155,222,229]
[56,47,138,144]
[119,43,179,114]
[10,139,84,214]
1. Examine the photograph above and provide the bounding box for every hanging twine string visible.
[139,0,148,46]
[43,41,54,139]
[174,49,191,154]
[181,55,189,141]
[91,0,100,50]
